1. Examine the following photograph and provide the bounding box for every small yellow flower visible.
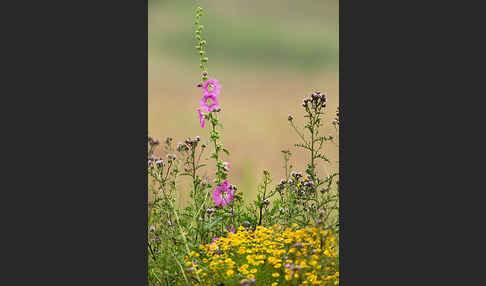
[226,269,234,276]
[272,272,280,277]
[285,274,292,281]
[250,268,257,273]
[247,274,255,279]
[274,263,281,268]
[185,261,192,267]
[272,283,278,286]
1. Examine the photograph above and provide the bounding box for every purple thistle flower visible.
[155,159,164,168]
[212,180,235,207]
[229,225,235,233]
[149,225,155,232]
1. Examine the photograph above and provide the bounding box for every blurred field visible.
[149,0,339,205]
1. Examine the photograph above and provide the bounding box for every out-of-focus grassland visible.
[149,0,339,206]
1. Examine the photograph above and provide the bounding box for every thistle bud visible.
[167,154,176,160]
[319,209,326,217]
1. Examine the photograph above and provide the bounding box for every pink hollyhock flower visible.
[200,93,219,112]
[212,180,235,207]
[197,108,205,128]
[201,78,221,95]
[223,161,230,172]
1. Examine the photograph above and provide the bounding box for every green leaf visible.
[222,148,230,155]
[203,217,222,231]
[195,164,207,170]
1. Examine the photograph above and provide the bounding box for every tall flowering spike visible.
[200,93,219,112]
[197,108,205,128]
[212,180,235,207]
[201,78,221,96]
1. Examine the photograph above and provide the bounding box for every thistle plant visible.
[274,92,339,231]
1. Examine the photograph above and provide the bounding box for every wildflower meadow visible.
[148,6,339,286]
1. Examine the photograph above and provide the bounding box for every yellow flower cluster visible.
[185,224,339,285]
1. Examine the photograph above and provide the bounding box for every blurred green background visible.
[149,0,339,205]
